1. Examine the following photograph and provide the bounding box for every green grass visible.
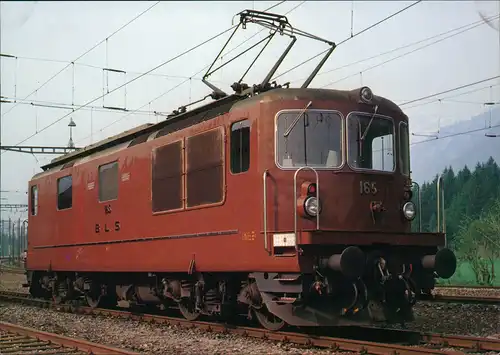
[436,259,500,286]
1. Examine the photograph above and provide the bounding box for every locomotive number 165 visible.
[359,180,378,195]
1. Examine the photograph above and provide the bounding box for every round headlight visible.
[402,201,416,221]
[360,86,373,103]
[304,196,320,217]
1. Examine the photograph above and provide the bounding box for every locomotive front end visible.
[254,86,457,329]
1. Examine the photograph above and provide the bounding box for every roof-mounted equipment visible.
[202,9,337,98]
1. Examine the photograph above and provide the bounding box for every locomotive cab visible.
[255,86,457,328]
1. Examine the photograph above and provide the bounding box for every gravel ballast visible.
[0,303,351,355]
[1,271,498,354]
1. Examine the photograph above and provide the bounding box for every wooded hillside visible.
[412,156,500,285]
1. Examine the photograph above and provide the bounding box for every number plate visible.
[360,181,378,195]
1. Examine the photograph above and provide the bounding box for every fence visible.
[0,218,28,267]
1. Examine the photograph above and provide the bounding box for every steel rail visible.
[1,290,498,353]
[435,284,500,289]
[0,321,139,354]
[420,293,500,305]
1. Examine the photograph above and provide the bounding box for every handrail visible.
[293,167,320,251]
[436,175,447,246]
[411,181,422,232]
[262,170,270,254]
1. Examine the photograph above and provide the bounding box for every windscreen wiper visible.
[283,101,312,137]
[360,104,379,141]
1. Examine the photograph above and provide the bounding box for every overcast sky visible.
[1,0,499,217]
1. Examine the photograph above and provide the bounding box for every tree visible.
[455,199,500,285]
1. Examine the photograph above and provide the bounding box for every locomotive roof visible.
[39,87,404,173]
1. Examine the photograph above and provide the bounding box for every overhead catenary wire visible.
[410,123,500,146]
[0,96,159,117]
[271,0,423,82]
[399,76,500,107]
[308,15,498,85]
[6,1,291,151]
[0,53,236,82]
[7,25,242,149]
[320,15,500,89]
[402,83,500,110]
[0,1,161,119]
[75,1,304,144]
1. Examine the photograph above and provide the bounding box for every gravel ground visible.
[0,271,498,354]
[433,286,500,298]
[0,270,27,293]
[0,303,355,355]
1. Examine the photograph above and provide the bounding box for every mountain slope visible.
[410,107,500,184]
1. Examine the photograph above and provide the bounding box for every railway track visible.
[0,266,25,275]
[419,293,500,305]
[0,290,498,354]
[0,320,139,354]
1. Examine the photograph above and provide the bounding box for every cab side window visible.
[57,175,72,210]
[30,185,38,216]
[230,119,250,174]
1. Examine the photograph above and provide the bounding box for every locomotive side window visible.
[57,175,72,210]
[30,185,38,216]
[98,161,119,202]
[347,113,395,172]
[276,110,342,169]
[230,119,250,173]
[186,128,224,207]
[152,140,183,212]
[399,122,410,175]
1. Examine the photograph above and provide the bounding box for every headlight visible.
[360,86,373,104]
[402,201,416,220]
[304,196,320,217]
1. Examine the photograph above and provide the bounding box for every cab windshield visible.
[347,113,395,172]
[276,110,342,169]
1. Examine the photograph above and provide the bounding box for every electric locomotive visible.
[23,9,457,331]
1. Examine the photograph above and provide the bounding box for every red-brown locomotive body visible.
[24,10,457,330]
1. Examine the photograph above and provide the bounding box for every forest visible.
[412,156,500,285]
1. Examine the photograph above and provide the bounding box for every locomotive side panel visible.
[27,102,300,273]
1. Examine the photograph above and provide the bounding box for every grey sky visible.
[1,0,499,216]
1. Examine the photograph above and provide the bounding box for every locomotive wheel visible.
[52,278,72,305]
[178,299,200,321]
[85,293,102,308]
[253,306,286,331]
[52,285,64,305]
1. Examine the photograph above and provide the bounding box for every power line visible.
[0,53,235,83]
[0,1,161,119]
[403,84,500,110]
[0,96,160,117]
[7,24,241,149]
[75,1,304,144]
[291,14,500,85]
[399,76,500,107]
[271,0,423,82]
[410,123,500,146]
[320,15,500,88]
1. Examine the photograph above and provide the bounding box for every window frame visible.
[230,119,251,175]
[30,185,38,216]
[151,138,185,215]
[98,160,119,203]
[56,175,73,211]
[184,126,226,211]
[399,121,411,176]
[274,108,345,171]
[345,111,396,174]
